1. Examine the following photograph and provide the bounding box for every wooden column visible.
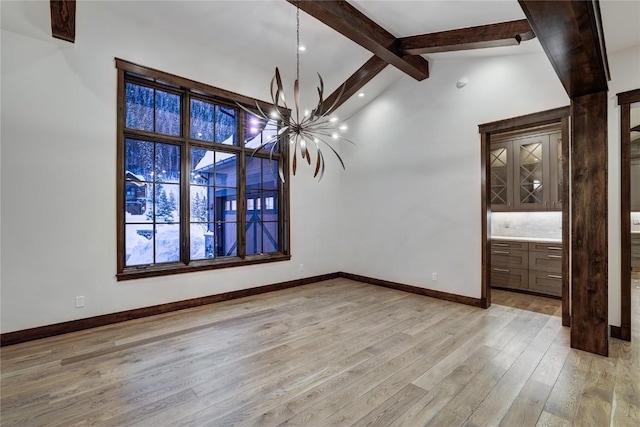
[570,91,608,356]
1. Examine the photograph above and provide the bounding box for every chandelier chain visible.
[296,1,300,82]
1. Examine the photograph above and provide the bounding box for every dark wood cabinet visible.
[490,127,562,211]
[491,268,528,290]
[528,250,562,273]
[528,271,562,297]
[491,248,528,269]
[491,238,562,297]
[528,242,562,297]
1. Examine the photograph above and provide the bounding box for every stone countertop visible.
[491,236,562,244]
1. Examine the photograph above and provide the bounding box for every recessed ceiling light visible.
[298,46,306,51]
[358,92,365,98]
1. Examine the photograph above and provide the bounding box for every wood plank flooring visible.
[1,278,639,426]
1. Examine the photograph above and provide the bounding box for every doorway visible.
[618,89,640,341]
[479,107,570,327]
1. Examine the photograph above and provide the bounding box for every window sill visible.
[117,253,291,281]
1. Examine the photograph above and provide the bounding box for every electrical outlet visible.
[75,296,85,308]
[432,272,437,281]
[299,263,304,272]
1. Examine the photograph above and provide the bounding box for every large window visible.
[116,59,289,280]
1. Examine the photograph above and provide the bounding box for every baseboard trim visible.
[338,272,483,308]
[610,325,631,341]
[0,272,340,347]
[1,271,483,347]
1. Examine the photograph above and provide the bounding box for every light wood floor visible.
[1,278,639,426]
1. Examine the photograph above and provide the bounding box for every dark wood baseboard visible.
[0,273,340,347]
[1,271,483,347]
[339,272,483,308]
[610,325,631,341]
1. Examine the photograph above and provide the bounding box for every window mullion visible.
[280,122,289,255]
[238,110,247,259]
[152,143,157,264]
[182,91,190,265]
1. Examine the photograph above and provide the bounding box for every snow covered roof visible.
[194,151,235,171]
[125,171,146,182]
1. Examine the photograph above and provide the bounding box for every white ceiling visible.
[2,0,639,114]
[85,0,639,70]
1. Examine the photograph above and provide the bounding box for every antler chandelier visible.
[237,1,352,182]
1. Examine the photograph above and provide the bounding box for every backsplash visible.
[492,212,562,239]
[632,212,640,233]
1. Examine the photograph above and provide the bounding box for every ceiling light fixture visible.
[236,1,352,181]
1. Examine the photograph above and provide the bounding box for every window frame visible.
[116,59,290,281]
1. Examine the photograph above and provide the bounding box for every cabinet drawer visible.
[528,271,562,297]
[529,251,562,273]
[491,240,527,250]
[491,249,528,269]
[491,267,528,290]
[528,242,563,252]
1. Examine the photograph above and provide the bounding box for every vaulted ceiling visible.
[2,0,639,114]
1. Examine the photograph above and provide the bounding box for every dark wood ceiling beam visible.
[398,20,535,55]
[321,56,388,114]
[518,0,609,97]
[50,0,76,43]
[288,0,429,81]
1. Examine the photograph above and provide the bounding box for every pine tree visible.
[198,195,208,222]
[168,192,177,222]
[146,183,160,221]
[156,189,171,223]
[192,192,201,222]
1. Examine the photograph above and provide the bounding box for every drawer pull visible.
[494,250,510,254]
[493,268,510,273]
[547,255,562,259]
[547,274,562,280]
[493,243,510,247]
[547,246,562,250]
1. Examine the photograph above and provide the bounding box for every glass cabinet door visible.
[514,135,549,210]
[490,141,512,210]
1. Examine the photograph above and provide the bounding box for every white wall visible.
[339,45,640,324]
[338,52,570,298]
[0,1,341,333]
